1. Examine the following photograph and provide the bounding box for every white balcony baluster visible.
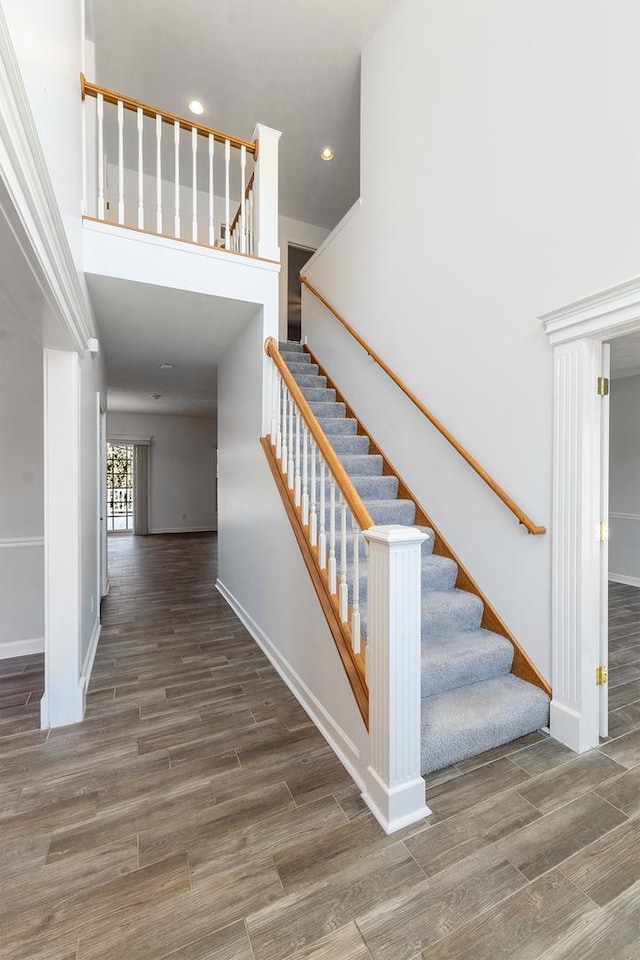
[192,127,198,242]
[270,364,279,444]
[137,107,144,229]
[174,121,181,238]
[281,384,289,475]
[155,114,162,234]
[240,144,247,254]
[224,138,231,248]
[117,99,124,224]
[208,134,215,247]
[339,497,348,622]
[329,480,337,595]
[97,93,105,220]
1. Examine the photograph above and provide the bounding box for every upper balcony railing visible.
[81,76,281,262]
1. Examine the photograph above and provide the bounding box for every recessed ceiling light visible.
[320,146,335,161]
[151,394,162,400]
[159,363,174,370]
[189,100,204,116]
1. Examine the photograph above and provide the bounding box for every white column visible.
[42,349,83,728]
[362,524,431,834]
[251,123,282,262]
[550,339,603,752]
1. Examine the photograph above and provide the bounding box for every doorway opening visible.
[287,244,315,342]
[107,442,134,533]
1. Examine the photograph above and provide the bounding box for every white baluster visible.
[97,93,105,220]
[351,517,361,653]
[309,439,318,547]
[275,374,283,460]
[224,138,231,248]
[191,127,198,242]
[339,497,348,621]
[294,411,301,507]
[319,460,327,569]
[270,363,278,443]
[240,144,247,254]
[117,100,124,224]
[281,385,289,474]
[208,134,215,247]
[287,393,294,487]
[248,188,254,255]
[137,107,144,229]
[302,425,309,526]
[156,114,162,233]
[174,120,181,237]
[329,480,337,595]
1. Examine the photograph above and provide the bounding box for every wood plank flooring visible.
[2,538,640,959]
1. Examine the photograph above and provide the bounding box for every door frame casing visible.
[542,276,640,752]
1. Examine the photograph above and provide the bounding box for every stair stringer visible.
[261,437,370,728]
[303,345,551,699]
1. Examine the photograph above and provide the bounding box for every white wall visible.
[304,0,640,682]
[217,310,368,781]
[609,375,640,586]
[108,412,217,533]
[0,300,44,655]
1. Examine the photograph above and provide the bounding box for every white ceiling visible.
[89,0,399,230]
[86,275,258,417]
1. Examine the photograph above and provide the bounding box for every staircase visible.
[279,340,550,775]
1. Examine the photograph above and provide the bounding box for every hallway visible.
[2,538,640,959]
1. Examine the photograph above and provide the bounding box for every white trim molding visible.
[149,526,216,535]
[0,637,44,660]
[77,618,101,718]
[541,279,640,753]
[0,536,44,549]
[609,512,640,521]
[542,276,640,346]
[108,434,153,445]
[0,6,95,351]
[216,578,364,791]
[609,573,640,589]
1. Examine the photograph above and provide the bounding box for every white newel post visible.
[362,525,431,833]
[252,123,282,262]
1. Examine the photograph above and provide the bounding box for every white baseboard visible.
[77,617,101,717]
[549,698,598,753]
[0,637,44,659]
[149,526,217,535]
[609,573,640,588]
[216,579,364,790]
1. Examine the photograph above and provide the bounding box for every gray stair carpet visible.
[279,341,550,774]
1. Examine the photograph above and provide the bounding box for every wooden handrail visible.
[264,338,374,533]
[300,277,546,536]
[230,172,255,235]
[80,75,256,155]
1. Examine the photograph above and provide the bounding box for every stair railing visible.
[80,76,280,260]
[300,276,546,536]
[263,338,431,833]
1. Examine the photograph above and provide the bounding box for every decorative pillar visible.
[362,524,431,833]
[252,123,282,263]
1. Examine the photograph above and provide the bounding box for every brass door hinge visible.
[597,377,609,396]
[596,665,608,686]
[596,521,609,542]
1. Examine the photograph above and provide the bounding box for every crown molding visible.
[541,276,640,345]
[0,7,94,352]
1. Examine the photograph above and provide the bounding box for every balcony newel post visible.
[251,123,282,262]
[362,524,431,833]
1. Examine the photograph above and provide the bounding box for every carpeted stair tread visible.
[421,675,550,774]
[347,553,460,604]
[299,386,337,403]
[330,435,371,455]
[365,499,416,526]
[294,373,328,389]
[316,417,359,436]
[279,341,304,352]
[315,474,398,501]
[287,361,320,377]
[421,629,514,698]
[308,400,347,419]
[338,454,384,476]
[281,349,311,364]
[421,589,483,638]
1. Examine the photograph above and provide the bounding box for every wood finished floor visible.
[2,539,640,959]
